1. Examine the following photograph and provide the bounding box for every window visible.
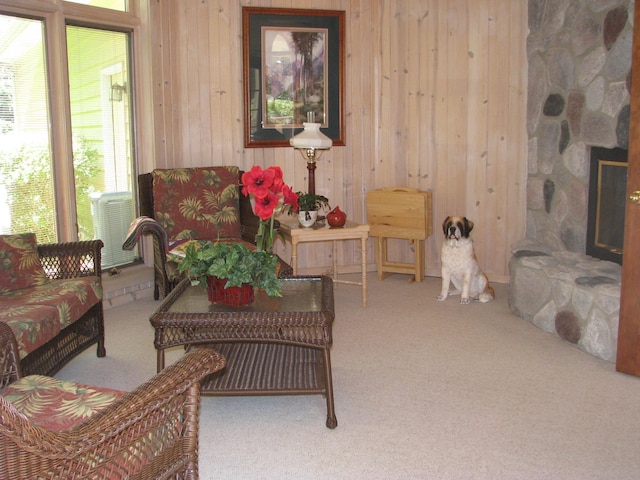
[65,0,127,12]
[0,15,56,242]
[0,4,139,269]
[67,26,136,267]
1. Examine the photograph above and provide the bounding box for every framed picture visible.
[242,7,345,148]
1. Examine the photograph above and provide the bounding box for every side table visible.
[279,220,369,307]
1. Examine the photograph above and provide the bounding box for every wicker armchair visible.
[129,167,291,300]
[0,322,225,480]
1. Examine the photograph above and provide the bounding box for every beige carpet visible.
[58,274,640,479]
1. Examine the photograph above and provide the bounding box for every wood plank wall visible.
[149,0,528,282]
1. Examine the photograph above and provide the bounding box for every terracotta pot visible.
[206,276,254,306]
[327,206,347,227]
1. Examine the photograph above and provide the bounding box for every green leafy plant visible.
[288,192,330,213]
[177,241,282,297]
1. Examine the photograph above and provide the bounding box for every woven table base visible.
[197,342,326,395]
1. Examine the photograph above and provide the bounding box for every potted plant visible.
[177,241,282,305]
[287,192,330,227]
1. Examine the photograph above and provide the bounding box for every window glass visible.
[67,26,136,268]
[0,15,57,242]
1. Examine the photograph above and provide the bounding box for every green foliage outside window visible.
[0,137,100,243]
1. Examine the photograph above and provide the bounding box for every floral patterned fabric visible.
[0,276,102,359]
[152,166,242,242]
[0,233,49,294]
[0,375,125,432]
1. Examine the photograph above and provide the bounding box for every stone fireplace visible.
[509,1,633,362]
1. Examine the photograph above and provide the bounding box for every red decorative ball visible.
[327,206,347,227]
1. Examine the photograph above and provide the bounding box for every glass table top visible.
[166,276,326,314]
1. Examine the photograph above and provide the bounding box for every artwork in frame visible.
[242,7,345,148]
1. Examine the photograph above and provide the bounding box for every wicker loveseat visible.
[124,166,291,300]
[0,234,105,377]
[0,321,225,479]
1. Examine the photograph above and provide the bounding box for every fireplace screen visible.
[586,146,627,265]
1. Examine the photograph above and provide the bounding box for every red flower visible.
[241,165,277,197]
[253,191,280,220]
[242,165,299,251]
[282,184,299,212]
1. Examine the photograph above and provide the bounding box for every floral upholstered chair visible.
[124,166,291,299]
[0,321,225,479]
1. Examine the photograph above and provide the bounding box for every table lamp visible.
[290,112,332,195]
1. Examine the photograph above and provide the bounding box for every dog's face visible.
[442,216,474,241]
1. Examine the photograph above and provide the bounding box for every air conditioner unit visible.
[90,191,137,268]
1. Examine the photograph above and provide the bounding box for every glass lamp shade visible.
[289,123,333,150]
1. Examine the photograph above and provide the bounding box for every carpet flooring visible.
[58,274,640,479]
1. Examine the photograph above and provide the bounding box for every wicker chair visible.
[129,167,291,300]
[0,321,225,480]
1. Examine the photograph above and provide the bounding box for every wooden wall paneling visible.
[208,0,222,165]
[406,5,421,192]
[447,0,469,221]
[147,0,527,281]
[160,0,178,168]
[173,1,189,166]
[484,0,510,277]
[195,2,211,165]
[182,3,197,163]
[229,1,246,163]
[504,0,528,275]
[400,4,422,269]
[348,0,376,268]
[149,0,166,169]
[421,2,440,272]
[466,0,489,270]
[496,0,513,276]
[396,2,414,186]
[432,0,449,250]
[379,2,406,267]
[483,0,501,274]
[156,0,178,170]
[377,0,392,186]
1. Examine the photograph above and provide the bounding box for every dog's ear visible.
[442,216,452,236]
[463,217,474,237]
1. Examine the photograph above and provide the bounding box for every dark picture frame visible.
[242,7,345,148]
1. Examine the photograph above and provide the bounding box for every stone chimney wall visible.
[527,0,633,253]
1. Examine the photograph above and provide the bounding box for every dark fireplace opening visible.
[586,146,627,265]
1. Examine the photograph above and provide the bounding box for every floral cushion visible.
[0,375,125,432]
[0,306,60,359]
[0,233,49,294]
[0,276,102,358]
[152,166,241,242]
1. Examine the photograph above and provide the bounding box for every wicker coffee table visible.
[149,276,337,428]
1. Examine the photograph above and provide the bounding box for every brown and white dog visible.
[436,216,495,304]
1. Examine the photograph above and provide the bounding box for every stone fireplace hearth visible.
[509,239,620,362]
[511,1,633,362]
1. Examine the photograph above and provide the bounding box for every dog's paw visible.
[436,294,446,301]
[460,297,471,305]
[477,292,494,303]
